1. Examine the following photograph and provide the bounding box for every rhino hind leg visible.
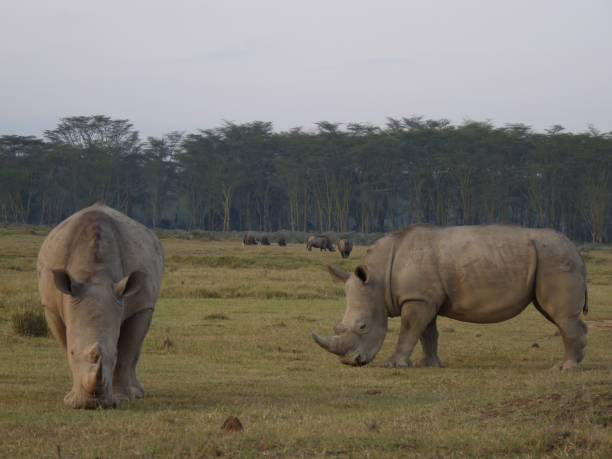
[552,317,587,371]
[533,285,587,370]
[113,308,153,402]
[418,317,444,368]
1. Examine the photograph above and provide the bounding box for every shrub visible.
[12,308,49,337]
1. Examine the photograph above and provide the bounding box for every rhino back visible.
[38,204,164,313]
[377,226,540,323]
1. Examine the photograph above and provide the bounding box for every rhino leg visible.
[552,317,587,371]
[384,301,437,368]
[418,317,444,368]
[533,278,587,371]
[113,308,153,401]
[43,307,67,351]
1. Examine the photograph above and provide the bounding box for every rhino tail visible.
[583,288,589,316]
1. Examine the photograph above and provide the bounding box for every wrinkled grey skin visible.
[37,203,164,409]
[313,225,588,371]
[338,239,353,259]
[307,235,335,252]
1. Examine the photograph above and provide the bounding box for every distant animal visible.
[306,235,335,252]
[313,225,588,371]
[259,235,271,245]
[243,233,257,245]
[337,239,353,258]
[278,237,287,246]
[37,203,164,409]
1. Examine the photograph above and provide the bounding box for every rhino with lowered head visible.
[338,239,353,259]
[37,203,164,408]
[307,235,335,252]
[313,225,588,371]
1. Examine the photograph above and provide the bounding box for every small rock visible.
[365,421,379,431]
[221,416,243,432]
[531,343,540,349]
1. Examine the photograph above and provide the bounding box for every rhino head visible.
[312,265,388,366]
[52,269,144,409]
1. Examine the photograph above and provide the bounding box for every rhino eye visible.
[359,323,367,331]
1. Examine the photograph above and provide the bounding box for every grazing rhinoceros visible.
[278,237,287,246]
[338,239,353,259]
[307,235,335,252]
[313,225,588,371]
[37,203,164,408]
[243,233,257,245]
[259,235,271,246]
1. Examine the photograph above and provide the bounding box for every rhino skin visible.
[37,203,164,409]
[338,239,353,259]
[243,233,257,245]
[313,225,588,371]
[306,235,335,252]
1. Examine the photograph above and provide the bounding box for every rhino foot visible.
[384,356,413,368]
[551,360,581,372]
[132,384,145,399]
[113,384,144,403]
[64,390,116,409]
[417,357,444,368]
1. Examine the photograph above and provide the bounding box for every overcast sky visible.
[1,0,611,138]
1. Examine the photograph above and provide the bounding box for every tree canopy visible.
[2,115,611,242]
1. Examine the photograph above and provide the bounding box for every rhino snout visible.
[66,342,116,409]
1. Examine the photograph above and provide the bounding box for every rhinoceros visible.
[278,237,287,246]
[307,235,335,252]
[37,203,164,408]
[243,233,257,245]
[313,225,588,371]
[338,239,353,259]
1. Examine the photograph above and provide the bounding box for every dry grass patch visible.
[0,231,611,458]
[11,307,48,337]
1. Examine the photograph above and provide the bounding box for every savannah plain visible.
[1,228,611,458]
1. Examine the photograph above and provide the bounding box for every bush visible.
[11,308,49,337]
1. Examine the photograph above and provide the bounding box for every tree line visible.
[1,115,611,242]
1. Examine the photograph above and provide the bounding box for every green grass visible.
[0,233,611,457]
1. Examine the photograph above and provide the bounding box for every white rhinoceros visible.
[37,203,164,408]
[313,225,588,371]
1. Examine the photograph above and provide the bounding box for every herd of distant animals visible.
[242,232,354,258]
[35,203,589,409]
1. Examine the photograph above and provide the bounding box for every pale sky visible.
[1,0,611,138]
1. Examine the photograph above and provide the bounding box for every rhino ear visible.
[114,271,145,298]
[354,265,369,284]
[52,269,83,297]
[327,265,350,283]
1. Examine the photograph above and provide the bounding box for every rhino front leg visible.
[113,308,153,402]
[384,301,437,368]
[418,317,444,368]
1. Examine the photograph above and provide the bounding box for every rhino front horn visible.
[311,332,355,356]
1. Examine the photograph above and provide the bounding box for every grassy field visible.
[0,229,611,458]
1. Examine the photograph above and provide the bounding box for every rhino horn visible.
[83,361,102,394]
[311,332,355,356]
[327,265,350,283]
